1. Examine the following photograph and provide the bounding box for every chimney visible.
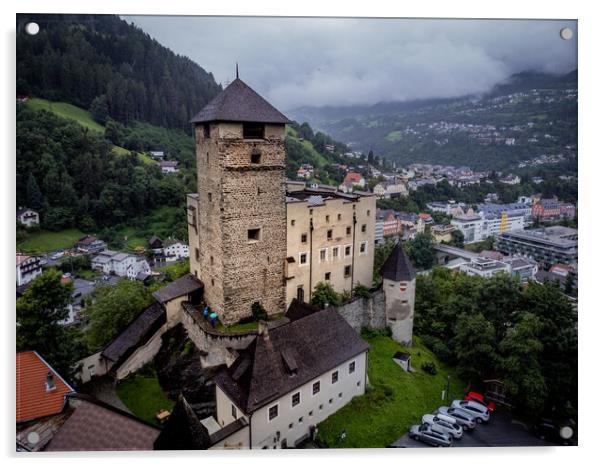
[258,320,269,340]
[45,372,56,391]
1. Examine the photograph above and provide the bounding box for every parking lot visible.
[391,410,556,448]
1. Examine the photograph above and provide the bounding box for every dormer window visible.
[45,372,56,391]
[243,122,264,139]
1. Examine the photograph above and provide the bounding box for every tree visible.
[16,270,77,376]
[452,313,497,383]
[499,313,546,415]
[83,279,154,351]
[448,229,464,248]
[89,94,109,124]
[564,273,575,296]
[406,233,436,270]
[311,282,343,308]
[26,173,43,211]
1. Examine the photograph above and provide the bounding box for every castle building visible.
[284,182,375,306]
[187,77,290,324]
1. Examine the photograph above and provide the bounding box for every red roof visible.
[16,253,30,266]
[418,213,432,219]
[343,172,363,184]
[16,351,74,423]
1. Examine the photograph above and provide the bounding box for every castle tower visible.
[380,244,416,346]
[188,77,290,324]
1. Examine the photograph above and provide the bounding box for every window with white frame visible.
[292,392,300,407]
[345,245,352,257]
[332,246,339,259]
[268,404,279,421]
[331,370,339,384]
[319,248,328,262]
[312,380,321,396]
[299,252,309,266]
[231,404,237,419]
[349,361,356,374]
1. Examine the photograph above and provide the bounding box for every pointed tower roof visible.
[153,395,211,450]
[191,78,291,124]
[380,244,416,282]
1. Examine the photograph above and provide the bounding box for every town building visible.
[16,207,39,227]
[16,351,159,451]
[494,226,578,266]
[458,256,538,282]
[16,253,42,286]
[158,160,180,173]
[163,238,189,262]
[451,213,485,244]
[149,150,165,160]
[431,224,456,243]
[531,198,576,221]
[148,235,164,253]
[373,179,407,199]
[338,172,365,193]
[75,234,107,254]
[91,250,150,280]
[285,184,375,305]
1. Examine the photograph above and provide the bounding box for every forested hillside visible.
[17,14,221,130]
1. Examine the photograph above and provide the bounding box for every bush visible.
[353,284,372,300]
[420,334,454,363]
[421,361,438,375]
[251,301,268,321]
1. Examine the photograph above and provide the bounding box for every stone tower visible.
[381,244,416,346]
[188,77,290,325]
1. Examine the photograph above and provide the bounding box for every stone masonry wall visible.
[194,122,287,325]
[334,288,386,332]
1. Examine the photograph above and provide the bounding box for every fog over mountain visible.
[123,16,577,110]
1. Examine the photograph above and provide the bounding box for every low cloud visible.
[123,16,577,110]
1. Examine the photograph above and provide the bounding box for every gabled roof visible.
[191,78,290,124]
[214,308,369,414]
[101,302,166,365]
[152,274,203,303]
[45,394,160,451]
[380,244,416,282]
[16,351,75,423]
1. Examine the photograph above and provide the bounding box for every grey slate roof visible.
[191,78,291,124]
[101,302,166,364]
[152,274,203,303]
[214,308,370,414]
[380,244,416,282]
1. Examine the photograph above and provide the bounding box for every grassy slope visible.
[17,228,84,254]
[116,369,175,426]
[25,98,145,162]
[316,335,466,448]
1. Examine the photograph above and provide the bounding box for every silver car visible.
[451,399,490,423]
[409,423,453,447]
[422,413,463,439]
[438,406,476,430]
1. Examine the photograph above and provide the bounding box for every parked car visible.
[422,413,463,439]
[451,399,490,423]
[464,391,495,412]
[408,423,453,447]
[50,250,65,260]
[438,406,476,430]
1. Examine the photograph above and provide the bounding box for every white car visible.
[438,406,476,430]
[422,413,463,439]
[451,399,490,423]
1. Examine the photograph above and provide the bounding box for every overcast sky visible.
[122,16,577,110]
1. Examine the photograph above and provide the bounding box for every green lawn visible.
[17,228,84,254]
[316,334,466,448]
[385,130,403,142]
[26,98,105,133]
[76,268,99,280]
[116,368,175,426]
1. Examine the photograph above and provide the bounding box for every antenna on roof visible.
[236,62,239,79]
